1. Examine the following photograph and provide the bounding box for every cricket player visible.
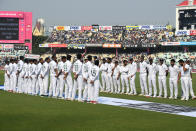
[112,60,121,94]
[8,59,13,92]
[168,59,179,99]
[17,56,24,93]
[29,59,37,95]
[186,60,196,99]
[72,54,83,101]
[89,59,100,104]
[11,59,18,92]
[147,58,157,97]
[64,55,73,100]
[139,56,148,96]
[100,58,107,92]
[35,58,43,95]
[82,56,89,100]
[57,56,66,98]
[120,59,129,94]
[26,59,32,94]
[178,60,189,100]
[83,55,93,102]
[49,55,58,97]
[106,58,114,93]
[4,60,10,91]
[22,59,29,93]
[128,57,137,95]
[40,57,50,96]
[157,59,168,98]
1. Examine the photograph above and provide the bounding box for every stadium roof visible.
[177,0,196,7]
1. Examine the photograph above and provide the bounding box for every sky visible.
[0,0,183,27]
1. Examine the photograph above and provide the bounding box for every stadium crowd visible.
[46,26,196,45]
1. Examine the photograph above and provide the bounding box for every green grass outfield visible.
[0,70,196,131]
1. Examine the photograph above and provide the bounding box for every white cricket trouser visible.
[92,80,100,101]
[169,77,178,98]
[130,75,137,94]
[31,75,37,95]
[106,74,113,92]
[72,75,83,100]
[113,76,120,93]
[36,76,42,95]
[65,75,73,99]
[148,75,157,96]
[11,74,17,92]
[23,78,28,94]
[158,76,167,97]
[83,78,88,101]
[4,74,9,91]
[188,77,195,97]
[57,75,65,98]
[56,77,60,97]
[17,74,24,93]
[27,78,32,94]
[43,76,49,95]
[87,79,93,101]
[140,73,148,95]
[181,77,189,100]
[101,72,107,91]
[121,75,129,93]
[49,75,57,97]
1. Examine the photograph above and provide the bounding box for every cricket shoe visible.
[169,97,174,99]
[181,97,185,101]
[157,96,162,98]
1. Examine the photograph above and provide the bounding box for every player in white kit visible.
[186,60,196,99]
[107,58,114,93]
[89,59,100,104]
[29,59,37,95]
[12,59,18,92]
[49,55,58,97]
[4,60,10,91]
[26,60,32,94]
[168,59,179,99]
[40,57,50,96]
[120,59,129,94]
[147,58,157,97]
[72,54,83,101]
[128,57,137,95]
[112,60,121,94]
[17,56,24,93]
[83,55,93,102]
[36,58,43,95]
[22,59,29,94]
[157,59,168,98]
[100,58,107,92]
[56,56,66,99]
[8,59,13,92]
[82,56,89,100]
[139,56,148,96]
[64,55,73,100]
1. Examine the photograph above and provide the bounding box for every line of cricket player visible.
[3,54,196,103]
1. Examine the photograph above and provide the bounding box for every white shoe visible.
[181,97,185,101]
[139,94,144,96]
[153,95,157,98]
[157,96,162,98]
[169,97,173,99]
